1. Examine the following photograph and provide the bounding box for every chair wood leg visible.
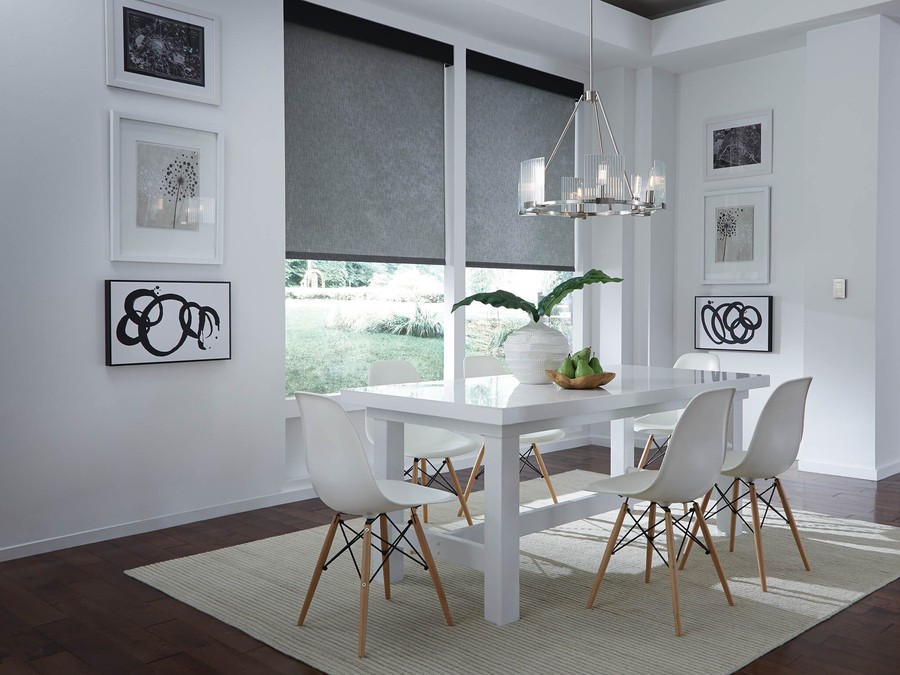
[637,435,654,468]
[748,481,768,592]
[664,509,683,637]
[411,459,419,486]
[693,502,734,606]
[531,444,558,504]
[379,514,391,601]
[678,488,712,570]
[729,479,739,553]
[410,508,454,626]
[358,520,373,657]
[587,502,628,608]
[458,445,484,517]
[445,458,473,526]
[645,502,657,583]
[775,478,811,571]
[298,513,341,626]
[420,459,429,523]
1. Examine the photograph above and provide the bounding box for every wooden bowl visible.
[545,370,616,389]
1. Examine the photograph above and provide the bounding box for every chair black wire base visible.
[612,499,712,565]
[640,435,671,469]
[325,512,431,584]
[471,444,546,482]
[702,477,790,534]
[403,458,458,494]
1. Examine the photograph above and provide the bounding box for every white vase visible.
[503,320,570,384]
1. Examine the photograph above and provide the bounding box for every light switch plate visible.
[833,278,846,299]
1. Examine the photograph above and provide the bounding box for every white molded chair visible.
[634,352,721,468]
[294,392,454,658]
[367,360,480,525]
[679,377,813,592]
[586,387,736,637]
[459,355,563,513]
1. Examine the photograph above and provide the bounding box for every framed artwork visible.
[105,0,221,105]
[695,295,773,352]
[106,280,231,365]
[702,187,770,284]
[110,111,223,264]
[704,110,772,180]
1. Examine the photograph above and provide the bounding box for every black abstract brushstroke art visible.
[700,299,762,346]
[116,286,220,357]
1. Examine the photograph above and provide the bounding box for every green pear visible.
[575,358,594,378]
[559,355,577,379]
[573,346,591,362]
[589,356,603,374]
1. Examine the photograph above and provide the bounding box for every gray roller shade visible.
[285,24,446,263]
[466,69,576,270]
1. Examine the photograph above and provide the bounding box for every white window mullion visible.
[444,50,467,381]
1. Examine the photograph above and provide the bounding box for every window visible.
[285,261,443,395]
[283,9,582,395]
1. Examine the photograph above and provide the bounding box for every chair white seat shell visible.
[680,377,813,591]
[367,360,481,525]
[295,392,455,657]
[586,387,737,637]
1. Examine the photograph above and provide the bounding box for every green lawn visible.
[285,300,443,395]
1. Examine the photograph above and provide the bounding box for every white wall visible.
[803,16,900,479]
[0,0,289,559]
[675,48,808,449]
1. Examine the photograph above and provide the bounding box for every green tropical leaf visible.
[537,268,623,318]
[451,290,540,323]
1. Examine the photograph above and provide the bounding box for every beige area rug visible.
[127,471,900,674]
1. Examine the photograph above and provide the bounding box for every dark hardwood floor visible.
[1,446,898,674]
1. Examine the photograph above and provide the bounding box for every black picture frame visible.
[694,295,773,352]
[105,280,231,366]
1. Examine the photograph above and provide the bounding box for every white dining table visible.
[340,364,770,626]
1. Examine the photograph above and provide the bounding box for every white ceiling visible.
[352,0,900,74]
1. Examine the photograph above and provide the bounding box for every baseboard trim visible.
[1,432,597,563]
[0,485,317,563]
[797,459,880,481]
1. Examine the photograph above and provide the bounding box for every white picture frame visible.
[110,111,224,264]
[704,110,772,180]
[702,187,770,284]
[106,280,231,365]
[105,0,221,105]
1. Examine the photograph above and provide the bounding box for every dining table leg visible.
[482,432,523,625]
[716,392,747,537]
[610,417,635,476]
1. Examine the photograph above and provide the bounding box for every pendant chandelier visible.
[517,0,666,219]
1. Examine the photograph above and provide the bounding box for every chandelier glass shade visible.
[517,2,666,219]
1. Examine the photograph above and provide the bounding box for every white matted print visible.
[105,0,221,105]
[695,295,772,352]
[703,187,770,284]
[111,111,223,264]
[106,280,231,365]
[705,110,772,180]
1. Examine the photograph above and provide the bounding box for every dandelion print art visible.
[136,142,200,230]
[715,205,754,262]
